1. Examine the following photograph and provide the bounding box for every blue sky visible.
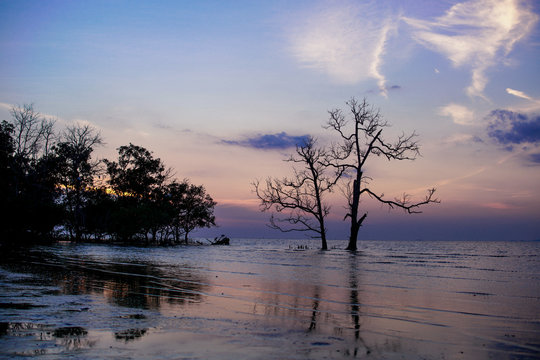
[1,0,539,241]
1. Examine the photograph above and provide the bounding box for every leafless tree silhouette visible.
[325,98,439,251]
[10,104,55,160]
[253,136,343,250]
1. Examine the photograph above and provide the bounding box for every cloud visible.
[506,88,534,101]
[481,202,519,210]
[288,1,396,95]
[153,122,173,130]
[0,102,12,111]
[367,84,402,94]
[443,133,483,145]
[486,109,540,145]
[505,88,540,114]
[404,0,538,98]
[436,166,487,187]
[529,153,540,164]
[439,103,475,125]
[222,132,310,150]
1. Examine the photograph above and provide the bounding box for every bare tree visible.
[253,136,342,250]
[10,104,56,160]
[326,98,439,251]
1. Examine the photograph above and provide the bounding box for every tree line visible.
[254,98,439,251]
[0,104,216,247]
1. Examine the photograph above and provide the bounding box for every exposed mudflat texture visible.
[0,240,539,359]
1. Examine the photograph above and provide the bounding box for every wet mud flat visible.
[0,240,539,359]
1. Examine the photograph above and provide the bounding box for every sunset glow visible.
[1,0,539,240]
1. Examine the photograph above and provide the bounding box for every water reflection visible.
[53,326,95,351]
[346,253,371,357]
[307,285,320,332]
[2,248,208,310]
[0,322,97,353]
[2,241,536,359]
[114,328,148,342]
[240,250,390,356]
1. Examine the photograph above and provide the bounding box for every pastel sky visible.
[1,0,539,241]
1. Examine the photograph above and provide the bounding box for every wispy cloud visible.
[436,166,487,187]
[442,133,483,145]
[487,109,540,146]
[222,132,310,150]
[288,1,396,95]
[0,102,12,111]
[506,88,534,101]
[439,103,475,125]
[505,87,540,114]
[370,20,395,96]
[405,0,538,98]
[481,202,519,210]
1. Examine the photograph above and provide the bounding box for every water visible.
[0,239,539,359]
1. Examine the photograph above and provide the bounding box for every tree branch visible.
[362,187,439,214]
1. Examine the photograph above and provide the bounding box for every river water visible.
[0,239,539,359]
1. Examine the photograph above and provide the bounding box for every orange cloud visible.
[481,202,518,210]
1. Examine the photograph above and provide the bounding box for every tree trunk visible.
[313,172,328,251]
[321,230,328,251]
[74,180,82,242]
[347,226,359,251]
[347,179,361,251]
[346,213,367,251]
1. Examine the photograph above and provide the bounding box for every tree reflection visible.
[53,326,97,351]
[4,249,208,310]
[347,253,370,356]
[308,286,320,332]
[115,328,148,342]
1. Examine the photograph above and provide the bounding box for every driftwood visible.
[211,235,230,246]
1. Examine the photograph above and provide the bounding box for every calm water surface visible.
[0,239,539,359]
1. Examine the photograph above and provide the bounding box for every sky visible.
[1,0,539,241]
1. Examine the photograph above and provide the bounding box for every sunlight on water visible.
[1,239,539,359]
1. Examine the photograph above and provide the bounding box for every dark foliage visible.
[53,124,103,241]
[0,106,216,247]
[0,115,62,246]
[168,181,217,244]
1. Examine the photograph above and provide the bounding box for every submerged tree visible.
[326,98,439,251]
[253,136,341,250]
